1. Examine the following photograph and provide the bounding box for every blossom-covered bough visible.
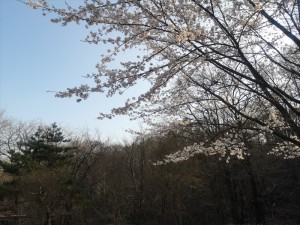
[28,0,300,161]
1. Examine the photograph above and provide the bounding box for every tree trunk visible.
[225,169,243,225]
[44,207,52,225]
[246,158,266,225]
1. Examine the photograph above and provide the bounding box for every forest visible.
[0,113,299,225]
[1,0,300,224]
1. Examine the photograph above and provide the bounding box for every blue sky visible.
[0,0,143,142]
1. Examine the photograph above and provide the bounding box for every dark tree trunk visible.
[225,169,244,225]
[246,158,266,225]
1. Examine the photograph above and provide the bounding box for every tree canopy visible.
[28,0,300,160]
[1,123,72,174]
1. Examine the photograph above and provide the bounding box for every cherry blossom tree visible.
[28,0,300,159]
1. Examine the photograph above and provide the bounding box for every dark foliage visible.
[0,128,299,225]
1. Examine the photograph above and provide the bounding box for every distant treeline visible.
[0,122,299,225]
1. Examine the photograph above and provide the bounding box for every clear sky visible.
[0,0,143,142]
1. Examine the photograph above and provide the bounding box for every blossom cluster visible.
[26,0,41,9]
[176,28,196,43]
[154,135,247,166]
[269,135,300,159]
